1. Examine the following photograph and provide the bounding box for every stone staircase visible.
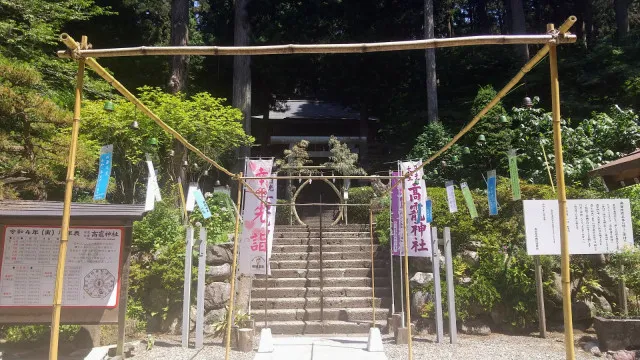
[251,224,390,334]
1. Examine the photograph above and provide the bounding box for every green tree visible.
[409,121,463,185]
[81,87,253,203]
[0,0,114,105]
[324,135,366,176]
[0,56,97,199]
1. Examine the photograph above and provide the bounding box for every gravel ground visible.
[129,331,594,360]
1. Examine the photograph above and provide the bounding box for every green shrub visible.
[191,191,236,244]
[378,179,616,326]
[2,325,79,344]
[348,186,376,224]
[130,200,188,326]
[275,199,293,225]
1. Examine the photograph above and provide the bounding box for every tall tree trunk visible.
[614,0,631,41]
[233,0,252,160]
[584,0,594,48]
[169,0,189,189]
[424,0,438,123]
[509,0,529,63]
[474,0,491,34]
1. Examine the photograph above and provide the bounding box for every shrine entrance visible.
[292,178,343,226]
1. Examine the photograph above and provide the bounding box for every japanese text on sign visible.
[523,199,634,255]
[1,226,122,307]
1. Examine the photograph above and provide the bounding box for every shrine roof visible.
[252,100,376,120]
[0,201,147,220]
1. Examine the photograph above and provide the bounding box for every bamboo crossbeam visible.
[57,34,576,59]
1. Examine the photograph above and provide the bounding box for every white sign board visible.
[1,226,122,307]
[524,199,634,255]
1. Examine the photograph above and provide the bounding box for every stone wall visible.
[159,242,252,335]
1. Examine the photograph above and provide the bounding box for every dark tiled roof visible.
[0,201,147,219]
[252,100,369,120]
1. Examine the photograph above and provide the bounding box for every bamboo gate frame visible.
[50,15,578,360]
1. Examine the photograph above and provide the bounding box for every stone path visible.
[253,336,387,360]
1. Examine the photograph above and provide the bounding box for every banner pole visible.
[225,173,244,360]
[370,207,376,327]
[401,179,413,360]
[49,35,86,360]
[548,23,575,360]
[389,172,395,316]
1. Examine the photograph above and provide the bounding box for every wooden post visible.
[619,265,628,316]
[225,175,244,360]
[534,256,547,338]
[549,23,575,360]
[49,35,87,360]
[116,226,133,356]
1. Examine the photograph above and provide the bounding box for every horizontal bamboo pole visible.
[58,34,576,59]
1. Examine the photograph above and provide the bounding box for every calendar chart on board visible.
[0,226,122,307]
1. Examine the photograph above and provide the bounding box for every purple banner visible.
[391,171,404,256]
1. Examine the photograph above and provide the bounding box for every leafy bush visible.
[607,245,640,315]
[374,195,390,246]
[347,186,376,224]
[2,325,79,344]
[275,199,293,225]
[378,179,617,326]
[190,191,236,244]
[129,200,187,326]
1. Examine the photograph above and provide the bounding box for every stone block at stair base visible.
[367,327,384,352]
[258,328,274,353]
[387,316,394,334]
[395,326,409,345]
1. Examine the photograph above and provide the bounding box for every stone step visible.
[274,232,369,238]
[250,286,391,298]
[252,276,389,288]
[270,259,385,269]
[251,296,384,310]
[254,320,385,334]
[273,238,371,246]
[251,307,390,322]
[271,244,379,253]
[268,268,387,278]
[270,251,385,261]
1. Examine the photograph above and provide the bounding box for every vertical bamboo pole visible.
[401,179,413,360]
[370,207,376,327]
[548,24,575,360]
[49,36,87,360]
[225,174,244,360]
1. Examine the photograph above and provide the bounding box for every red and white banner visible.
[400,161,431,257]
[239,159,274,275]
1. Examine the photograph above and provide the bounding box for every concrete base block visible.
[238,328,254,353]
[258,328,274,353]
[367,327,384,352]
[392,313,404,335]
[395,326,409,345]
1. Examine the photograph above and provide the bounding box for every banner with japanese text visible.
[400,161,431,257]
[239,159,274,275]
[390,171,404,256]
